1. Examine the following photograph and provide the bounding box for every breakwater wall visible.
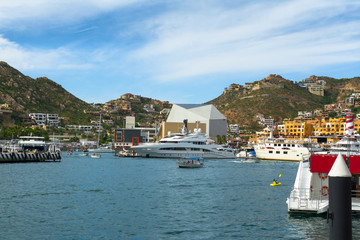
[0,151,61,163]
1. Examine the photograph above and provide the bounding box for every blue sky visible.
[1,0,360,104]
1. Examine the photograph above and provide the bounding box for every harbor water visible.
[1,153,360,239]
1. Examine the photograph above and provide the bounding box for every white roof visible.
[166,104,226,122]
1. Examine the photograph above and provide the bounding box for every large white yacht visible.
[287,112,360,214]
[131,122,235,159]
[253,130,322,161]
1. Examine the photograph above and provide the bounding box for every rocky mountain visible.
[0,61,93,125]
[1,61,359,131]
[208,74,360,129]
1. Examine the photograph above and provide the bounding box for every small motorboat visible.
[177,157,204,168]
[118,149,134,157]
[90,153,101,159]
[241,157,260,163]
[79,151,89,157]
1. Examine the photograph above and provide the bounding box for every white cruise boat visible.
[131,123,235,159]
[287,112,360,214]
[18,136,60,152]
[254,132,322,161]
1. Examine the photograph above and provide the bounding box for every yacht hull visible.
[254,147,309,161]
[132,144,235,159]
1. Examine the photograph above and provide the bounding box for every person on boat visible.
[273,179,277,185]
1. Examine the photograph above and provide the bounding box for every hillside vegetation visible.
[0,61,93,125]
[208,74,360,129]
[1,61,359,132]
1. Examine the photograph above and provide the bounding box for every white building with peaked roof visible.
[165,104,227,138]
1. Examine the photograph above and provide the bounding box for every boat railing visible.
[288,187,329,211]
[290,187,329,199]
[289,188,360,210]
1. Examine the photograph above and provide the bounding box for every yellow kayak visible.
[270,182,282,186]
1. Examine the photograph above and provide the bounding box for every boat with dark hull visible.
[0,136,61,163]
[177,157,204,168]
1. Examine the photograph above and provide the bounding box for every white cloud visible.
[0,35,93,71]
[1,0,359,91]
[131,0,360,82]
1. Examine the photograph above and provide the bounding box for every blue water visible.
[0,153,359,239]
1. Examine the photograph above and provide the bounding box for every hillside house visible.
[143,104,156,113]
[324,104,335,111]
[244,83,253,90]
[29,113,60,127]
[346,96,355,105]
[307,84,324,96]
[66,125,93,133]
[229,124,240,133]
[314,109,323,116]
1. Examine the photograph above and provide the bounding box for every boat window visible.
[284,151,288,154]
[269,151,273,154]
[203,149,211,152]
[174,147,186,151]
[292,144,295,147]
[276,151,280,154]
[159,147,186,151]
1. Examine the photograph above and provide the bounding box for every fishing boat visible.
[131,120,235,159]
[176,157,204,168]
[287,112,360,214]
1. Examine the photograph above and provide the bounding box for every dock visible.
[0,151,61,163]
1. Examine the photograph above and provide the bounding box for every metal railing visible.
[289,188,360,211]
[288,187,328,211]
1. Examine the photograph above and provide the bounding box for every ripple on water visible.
[1,156,359,239]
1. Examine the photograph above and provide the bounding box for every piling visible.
[328,154,352,240]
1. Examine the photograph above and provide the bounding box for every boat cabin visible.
[311,154,360,198]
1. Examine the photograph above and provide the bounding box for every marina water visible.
[1,153,360,239]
